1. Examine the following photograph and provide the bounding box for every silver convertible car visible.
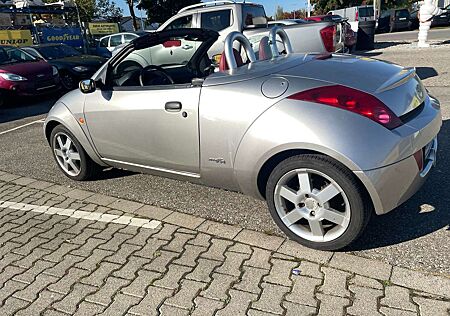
[44,28,441,250]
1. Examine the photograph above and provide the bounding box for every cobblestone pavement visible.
[0,172,449,316]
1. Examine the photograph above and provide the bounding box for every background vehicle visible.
[329,5,375,32]
[22,44,106,90]
[304,15,356,52]
[409,8,449,30]
[44,28,441,251]
[377,9,410,33]
[99,32,141,52]
[0,46,59,107]
[157,1,344,56]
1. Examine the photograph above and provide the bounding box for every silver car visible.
[44,28,441,250]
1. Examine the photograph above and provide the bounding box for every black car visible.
[409,8,450,30]
[22,44,107,90]
[377,9,410,32]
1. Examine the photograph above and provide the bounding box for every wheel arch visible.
[255,148,375,213]
[44,105,107,168]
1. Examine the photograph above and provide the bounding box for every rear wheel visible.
[266,154,371,251]
[50,125,100,181]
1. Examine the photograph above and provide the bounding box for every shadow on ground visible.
[0,95,60,124]
[347,119,450,251]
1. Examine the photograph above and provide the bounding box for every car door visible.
[84,85,201,175]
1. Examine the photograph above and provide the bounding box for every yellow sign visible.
[0,30,32,47]
[88,23,119,35]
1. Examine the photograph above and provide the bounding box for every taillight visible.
[288,85,403,130]
[356,10,359,21]
[320,26,336,52]
[413,149,424,171]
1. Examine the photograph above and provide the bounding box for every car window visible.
[395,10,409,18]
[22,48,40,58]
[165,15,193,30]
[99,37,109,47]
[358,7,374,18]
[242,5,267,28]
[35,45,81,60]
[124,34,138,42]
[110,35,122,47]
[201,10,231,32]
[0,46,36,65]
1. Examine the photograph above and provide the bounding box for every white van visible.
[328,6,375,32]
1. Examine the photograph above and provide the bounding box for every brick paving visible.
[0,172,449,315]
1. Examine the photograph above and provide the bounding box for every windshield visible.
[395,10,409,18]
[36,45,81,60]
[0,46,36,65]
[358,7,374,17]
[242,4,267,28]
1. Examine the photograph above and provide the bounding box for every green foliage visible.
[137,0,201,24]
[94,0,123,22]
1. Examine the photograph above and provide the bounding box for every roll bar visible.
[269,26,293,57]
[224,31,257,70]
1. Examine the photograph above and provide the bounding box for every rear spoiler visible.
[375,67,416,93]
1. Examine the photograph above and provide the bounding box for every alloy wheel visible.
[53,132,82,177]
[274,168,351,242]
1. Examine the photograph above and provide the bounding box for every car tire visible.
[60,71,76,90]
[265,154,371,251]
[50,125,101,181]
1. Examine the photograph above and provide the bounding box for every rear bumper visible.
[355,137,437,215]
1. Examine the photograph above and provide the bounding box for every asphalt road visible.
[375,26,450,42]
[0,46,449,276]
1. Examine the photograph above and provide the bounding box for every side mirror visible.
[79,79,96,94]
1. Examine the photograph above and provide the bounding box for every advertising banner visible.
[0,30,32,47]
[88,22,119,35]
[41,27,83,47]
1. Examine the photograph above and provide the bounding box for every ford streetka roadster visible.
[44,28,441,250]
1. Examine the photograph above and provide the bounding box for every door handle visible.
[165,101,182,112]
[182,44,193,50]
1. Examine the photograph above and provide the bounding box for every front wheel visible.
[50,125,101,181]
[60,71,76,90]
[266,154,371,251]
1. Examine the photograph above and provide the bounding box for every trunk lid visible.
[283,54,426,117]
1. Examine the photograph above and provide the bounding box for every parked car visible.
[0,45,60,107]
[304,15,357,52]
[409,8,449,30]
[377,9,410,33]
[329,5,375,22]
[156,1,345,56]
[22,44,107,90]
[44,28,441,251]
[98,32,149,52]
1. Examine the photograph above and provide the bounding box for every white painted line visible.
[0,200,161,229]
[0,119,45,136]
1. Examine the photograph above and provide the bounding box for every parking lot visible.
[0,34,449,279]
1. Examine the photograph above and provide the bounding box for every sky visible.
[117,0,309,21]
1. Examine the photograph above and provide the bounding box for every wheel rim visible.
[274,168,351,243]
[53,132,81,177]
[61,73,74,89]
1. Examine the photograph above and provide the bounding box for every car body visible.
[409,8,450,30]
[268,19,309,26]
[0,45,60,106]
[304,15,356,52]
[22,44,107,90]
[377,9,410,33]
[157,1,344,56]
[44,28,441,250]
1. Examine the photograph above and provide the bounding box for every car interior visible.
[112,36,216,88]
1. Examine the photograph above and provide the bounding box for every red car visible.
[0,45,60,106]
[305,15,357,52]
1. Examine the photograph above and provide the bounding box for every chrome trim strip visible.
[420,137,437,178]
[102,158,201,178]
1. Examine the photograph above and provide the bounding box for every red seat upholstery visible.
[219,48,244,71]
[258,36,272,60]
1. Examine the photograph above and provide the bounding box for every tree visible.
[125,0,138,31]
[94,0,123,22]
[137,0,200,24]
[275,5,285,20]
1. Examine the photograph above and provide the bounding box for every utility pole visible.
[307,0,311,17]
